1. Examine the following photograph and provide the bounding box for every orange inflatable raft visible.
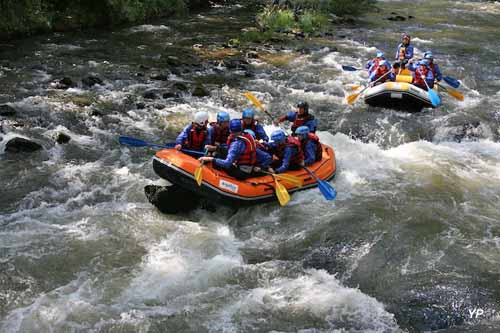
[153,144,336,206]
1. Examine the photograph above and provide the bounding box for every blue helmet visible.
[418,59,429,67]
[217,111,230,123]
[244,129,256,138]
[229,119,242,132]
[424,51,433,59]
[296,126,310,136]
[242,108,255,119]
[376,51,385,58]
[271,129,286,143]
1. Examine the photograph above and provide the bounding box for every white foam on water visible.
[209,269,399,332]
[128,25,171,33]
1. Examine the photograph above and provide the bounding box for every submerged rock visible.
[5,137,42,153]
[55,132,71,144]
[192,84,209,97]
[0,104,16,117]
[82,75,104,87]
[145,185,201,214]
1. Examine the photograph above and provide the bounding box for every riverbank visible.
[0,0,228,41]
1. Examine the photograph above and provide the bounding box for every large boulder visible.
[5,137,43,153]
[145,185,201,214]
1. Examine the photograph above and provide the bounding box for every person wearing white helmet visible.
[175,111,210,151]
[369,60,395,85]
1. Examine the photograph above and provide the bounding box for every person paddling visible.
[175,111,210,151]
[369,60,395,85]
[366,51,390,76]
[199,119,259,180]
[264,129,304,174]
[295,126,322,166]
[274,101,317,135]
[423,51,442,82]
[241,108,269,142]
[411,59,435,90]
[206,111,230,157]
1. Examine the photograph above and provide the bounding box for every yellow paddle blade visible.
[244,92,265,111]
[348,85,361,90]
[346,92,360,105]
[446,88,464,101]
[275,173,303,187]
[194,165,203,186]
[274,178,290,206]
[396,75,412,83]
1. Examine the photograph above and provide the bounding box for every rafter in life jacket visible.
[291,113,315,134]
[187,125,208,150]
[227,132,257,166]
[274,136,304,165]
[301,133,323,162]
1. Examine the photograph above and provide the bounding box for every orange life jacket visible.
[227,132,257,166]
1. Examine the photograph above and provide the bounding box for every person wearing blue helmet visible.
[411,59,435,90]
[199,119,258,180]
[366,51,390,76]
[369,60,395,85]
[241,108,269,142]
[394,34,414,69]
[175,111,210,152]
[207,111,231,157]
[295,126,323,166]
[264,129,304,174]
[274,101,317,135]
[423,51,442,82]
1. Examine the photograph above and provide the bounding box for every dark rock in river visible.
[192,84,209,97]
[143,90,158,99]
[5,137,43,153]
[136,102,146,109]
[82,75,104,87]
[55,132,71,144]
[0,104,16,117]
[387,15,406,21]
[145,185,201,214]
[173,82,189,91]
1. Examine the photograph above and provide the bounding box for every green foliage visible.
[275,0,375,17]
[0,0,199,38]
[257,7,295,32]
[298,10,328,34]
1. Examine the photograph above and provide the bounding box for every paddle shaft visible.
[358,70,392,95]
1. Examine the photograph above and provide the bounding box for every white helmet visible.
[379,60,388,67]
[194,111,208,125]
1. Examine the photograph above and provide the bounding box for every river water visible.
[1,1,500,332]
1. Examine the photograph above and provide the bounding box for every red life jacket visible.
[301,133,323,162]
[227,132,257,166]
[210,122,230,145]
[187,125,208,150]
[373,66,390,83]
[275,136,304,165]
[241,119,257,132]
[291,113,315,133]
[413,67,429,90]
